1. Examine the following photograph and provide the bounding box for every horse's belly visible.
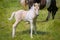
[40,0,51,9]
[46,0,51,8]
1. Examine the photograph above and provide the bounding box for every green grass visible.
[0,0,60,40]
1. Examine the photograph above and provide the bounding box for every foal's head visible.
[33,3,40,15]
[34,3,40,10]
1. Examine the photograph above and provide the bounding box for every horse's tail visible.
[8,12,15,20]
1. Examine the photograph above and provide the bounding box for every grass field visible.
[0,0,60,40]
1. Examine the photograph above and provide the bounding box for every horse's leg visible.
[51,0,58,19]
[52,11,56,19]
[12,20,20,38]
[20,0,27,10]
[24,1,27,10]
[28,0,33,9]
[28,2,32,9]
[52,7,58,19]
[30,20,33,38]
[46,11,51,21]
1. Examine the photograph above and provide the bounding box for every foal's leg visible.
[12,20,20,38]
[30,20,33,38]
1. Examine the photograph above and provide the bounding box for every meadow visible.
[0,0,60,40]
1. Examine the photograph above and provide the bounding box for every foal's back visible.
[15,10,27,20]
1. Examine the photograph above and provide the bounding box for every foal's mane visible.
[30,5,35,10]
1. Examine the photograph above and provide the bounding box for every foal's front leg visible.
[30,20,33,38]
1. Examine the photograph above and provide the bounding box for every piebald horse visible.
[20,0,58,21]
[8,3,39,38]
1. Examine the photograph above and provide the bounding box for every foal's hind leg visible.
[12,20,20,38]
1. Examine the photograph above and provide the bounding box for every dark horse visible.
[26,0,58,21]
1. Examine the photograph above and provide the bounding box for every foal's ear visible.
[33,3,40,7]
[33,3,38,7]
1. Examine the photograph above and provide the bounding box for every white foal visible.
[8,3,39,38]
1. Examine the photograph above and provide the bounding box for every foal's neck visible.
[29,6,35,11]
[29,6,39,16]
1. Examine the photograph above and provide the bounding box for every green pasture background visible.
[0,0,60,40]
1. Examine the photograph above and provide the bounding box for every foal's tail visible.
[8,12,15,20]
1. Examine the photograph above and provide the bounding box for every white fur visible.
[8,3,39,38]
